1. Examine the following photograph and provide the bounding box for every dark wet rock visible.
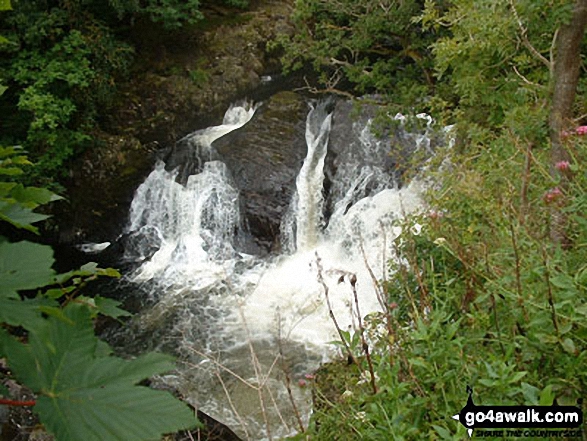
[212,91,308,252]
[47,131,156,247]
[324,99,442,217]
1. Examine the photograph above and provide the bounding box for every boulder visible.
[212,91,308,252]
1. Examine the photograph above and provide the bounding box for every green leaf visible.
[432,424,453,440]
[36,386,196,441]
[4,304,197,440]
[0,167,24,176]
[0,296,58,329]
[560,337,576,354]
[0,241,55,298]
[521,382,539,405]
[10,184,62,206]
[550,273,576,291]
[0,201,50,232]
[539,384,555,406]
[0,0,11,11]
[53,262,120,285]
[508,371,527,384]
[94,296,131,318]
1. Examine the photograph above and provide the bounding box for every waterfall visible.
[124,102,256,288]
[293,102,332,250]
[117,97,435,440]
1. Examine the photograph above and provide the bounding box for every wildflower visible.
[555,160,571,172]
[543,187,563,204]
[429,210,444,220]
[389,302,398,310]
[410,223,422,236]
[355,411,367,422]
[357,370,379,385]
[304,373,316,380]
[298,379,307,387]
[576,126,587,135]
[561,130,570,139]
[341,390,353,400]
[433,237,447,245]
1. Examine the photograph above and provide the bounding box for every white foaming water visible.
[125,102,256,289]
[78,242,111,253]
[123,100,429,440]
[127,160,241,288]
[294,102,332,251]
[238,103,424,350]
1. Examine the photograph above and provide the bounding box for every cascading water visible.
[117,98,433,440]
[290,101,332,251]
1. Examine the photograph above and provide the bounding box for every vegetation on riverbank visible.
[279,0,587,439]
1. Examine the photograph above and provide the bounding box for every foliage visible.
[1,305,196,441]
[421,0,577,130]
[273,0,440,109]
[105,0,204,29]
[0,143,198,438]
[304,129,587,439]
[293,1,587,439]
[0,2,135,180]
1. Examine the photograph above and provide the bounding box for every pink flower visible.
[429,210,444,220]
[561,130,570,139]
[543,187,563,204]
[555,161,571,172]
[298,379,307,387]
[576,126,587,135]
[389,302,398,310]
[304,373,316,380]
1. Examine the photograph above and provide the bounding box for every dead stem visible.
[349,273,378,394]
[541,245,560,336]
[215,369,251,441]
[278,315,306,433]
[315,251,359,365]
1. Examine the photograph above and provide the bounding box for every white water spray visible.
[121,98,434,440]
[293,102,332,251]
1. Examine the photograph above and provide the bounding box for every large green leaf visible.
[0,296,58,329]
[36,386,196,441]
[3,304,197,440]
[10,184,63,206]
[0,201,50,232]
[0,241,55,298]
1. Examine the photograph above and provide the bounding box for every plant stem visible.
[315,252,358,366]
[0,398,36,406]
[349,273,378,394]
[541,246,560,336]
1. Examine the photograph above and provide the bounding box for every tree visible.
[275,0,438,107]
[548,0,587,245]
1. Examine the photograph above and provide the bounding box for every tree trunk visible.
[548,0,587,246]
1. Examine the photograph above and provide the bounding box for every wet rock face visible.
[213,91,308,252]
[324,99,442,217]
[49,132,156,246]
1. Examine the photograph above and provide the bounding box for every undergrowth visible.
[291,128,587,440]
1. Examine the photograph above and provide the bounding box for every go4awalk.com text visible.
[451,387,583,437]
